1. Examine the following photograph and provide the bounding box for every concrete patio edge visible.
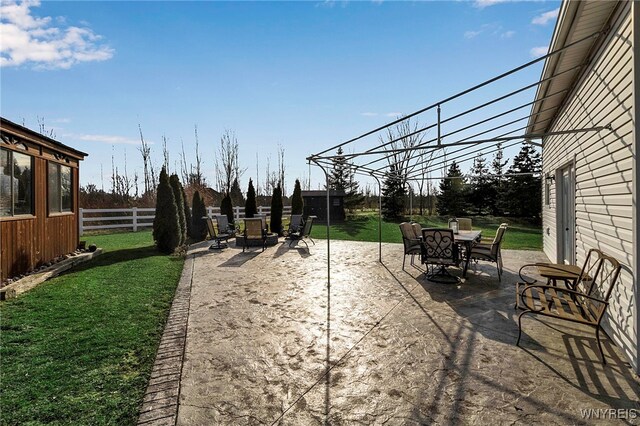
[137,250,195,426]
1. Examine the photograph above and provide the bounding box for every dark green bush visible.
[245,178,257,218]
[191,191,207,241]
[270,184,283,235]
[180,182,192,239]
[153,167,180,253]
[291,179,303,215]
[169,174,186,245]
[220,193,234,225]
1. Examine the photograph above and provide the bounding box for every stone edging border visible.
[0,249,104,300]
[137,252,194,426]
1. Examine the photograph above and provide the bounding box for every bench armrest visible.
[519,284,607,304]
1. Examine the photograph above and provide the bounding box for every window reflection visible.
[48,162,72,214]
[0,148,33,217]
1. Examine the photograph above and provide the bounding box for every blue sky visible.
[1,0,560,195]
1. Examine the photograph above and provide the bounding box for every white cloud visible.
[360,112,378,117]
[530,46,548,58]
[532,8,559,26]
[473,0,509,9]
[464,30,482,39]
[501,30,515,39]
[0,0,114,69]
[64,133,143,146]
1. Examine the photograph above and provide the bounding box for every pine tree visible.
[191,190,207,241]
[328,147,348,191]
[220,193,234,225]
[489,143,508,216]
[468,153,492,215]
[169,174,186,245]
[180,181,192,239]
[381,165,406,221]
[291,179,304,215]
[503,143,542,219]
[229,177,244,207]
[270,184,283,235]
[245,178,257,218]
[153,167,180,253]
[436,161,468,216]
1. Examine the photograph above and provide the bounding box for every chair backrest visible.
[578,253,622,324]
[399,223,417,252]
[244,218,264,238]
[421,228,457,264]
[574,248,604,294]
[215,215,230,234]
[411,222,423,240]
[301,216,314,237]
[458,218,472,231]
[289,214,303,232]
[254,214,267,230]
[490,225,507,257]
[205,217,217,238]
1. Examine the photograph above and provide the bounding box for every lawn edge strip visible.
[137,252,195,426]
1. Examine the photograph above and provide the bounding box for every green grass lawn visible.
[0,231,183,426]
[310,214,542,250]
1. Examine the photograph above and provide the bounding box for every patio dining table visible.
[453,230,482,278]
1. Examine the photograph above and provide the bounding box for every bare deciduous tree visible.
[138,124,153,194]
[380,117,425,189]
[215,129,245,194]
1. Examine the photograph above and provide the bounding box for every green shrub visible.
[191,191,207,241]
[153,167,180,253]
[245,178,257,218]
[270,184,283,235]
[169,174,187,245]
[181,182,192,239]
[291,179,304,215]
[220,193,234,225]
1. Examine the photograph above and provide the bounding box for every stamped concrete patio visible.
[140,238,639,425]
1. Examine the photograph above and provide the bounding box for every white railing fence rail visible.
[79,205,293,235]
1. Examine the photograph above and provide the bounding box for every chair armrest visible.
[518,263,545,284]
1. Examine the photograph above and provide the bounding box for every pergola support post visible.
[371,173,383,263]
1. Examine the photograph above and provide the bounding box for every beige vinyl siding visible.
[542,2,636,369]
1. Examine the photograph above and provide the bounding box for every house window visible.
[48,162,72,213]
[0,148,33,217]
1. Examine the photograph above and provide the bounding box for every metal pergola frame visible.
[305,29,613,287]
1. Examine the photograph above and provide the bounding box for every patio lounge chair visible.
[205,216,232,250]
[469,224,507,281]
[400,222,421,270]
[456,218,473,231]
[289,216,315,250]
[516,252,622,365]
[215,214,236,237]
[243,218,266,252]
[286,214,304,236]
[420,228,460,283]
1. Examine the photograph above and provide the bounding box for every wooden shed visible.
[302,190,346,223]
[1,117,87,281]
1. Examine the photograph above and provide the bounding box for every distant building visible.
[301,190,345,222]
[1,117,87,281]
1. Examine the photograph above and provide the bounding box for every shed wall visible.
[542,2,636,370]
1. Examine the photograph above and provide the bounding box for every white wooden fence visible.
[79,205,293,236]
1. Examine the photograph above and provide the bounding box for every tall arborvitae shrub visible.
[291,179,304,215]
[169,174,187,245]
[270,184,283,235]
[220,193,234,225]
[191,191,207,241]
[245,178,257,218]
[153,167,180,253]
[180,182,192,239]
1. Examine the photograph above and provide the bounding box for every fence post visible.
[234,206,240,221]
[207,206,213,218]
[79,208,83,236]
[132,207,138,232]
[258,206,263,216]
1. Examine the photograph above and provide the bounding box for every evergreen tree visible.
[381,164,406,221]
[245,178,257,218]
[153,167,180,253]
[503,143,542,219]
[191,191,208,241]
[180,181,192,239]
[291,179,304,215]
[270,184,283,235]
[220,193,234,225]
[328,147,348,191]
[229,177,244,207]
[436,162,468,216]
[468,153,492,215]
[489,143,508,216]
[169,174,187,245]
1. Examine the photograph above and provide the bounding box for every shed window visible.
[0,148,33,217]
[48,162,72,213]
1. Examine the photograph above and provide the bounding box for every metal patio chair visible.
[205,216,232,250]
[243,218,266,252]
[421,228,460,283]
[400,222,421,270]
[288,216,315,250]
